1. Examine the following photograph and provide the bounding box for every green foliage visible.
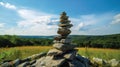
[71,34,120,49]
[0,35,53,47]
[0,48,22,61]
[0,46,51,62]
[78,48,120,60]
[0,34,120,49]
[0,46,119,62]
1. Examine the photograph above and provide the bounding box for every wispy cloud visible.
[71,13,112,31]
[111,13,120,24]
[0,2,59,35]
[16,9,59,35]
[0,2,119,35]
[17,9,58,27]
[0,2,16,10]
[70,13,117,35]
[0,23,5,28]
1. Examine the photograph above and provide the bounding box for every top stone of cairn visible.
[53,12,75,51]
[54,12,73,41]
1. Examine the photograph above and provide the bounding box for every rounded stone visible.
[57,28,71,36]
[53,43,75,51]
[47,49,64,56]
[60,38,71,44]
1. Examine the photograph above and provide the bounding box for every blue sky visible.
[0,0,120,35]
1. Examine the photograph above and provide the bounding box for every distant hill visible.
[18,33,120,40]
[70,33,120,40]
[70,34,120,49]
[0,34,120,48]
[19,36,54,39]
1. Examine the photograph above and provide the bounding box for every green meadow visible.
[0,46,120,62]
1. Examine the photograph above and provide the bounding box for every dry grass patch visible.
[0,46,120,62]
[77,48,120,60]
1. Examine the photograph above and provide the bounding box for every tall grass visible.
[0,46,51,62]
[0,48,22,62]
[77,48,120,60]
[0,46,120,62]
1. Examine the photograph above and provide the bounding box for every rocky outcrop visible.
[91,57,120,67]
[0,52,47,67]
[1,54,120,67]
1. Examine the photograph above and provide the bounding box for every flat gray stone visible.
[35,56,66,67]
[60,38,71,44]
[27,52,46,60]
[69,59,85,67]
[53,43,75,51]
[109,59,119,67]
[13,59,21,66]
[76,54,90,67]
[92,57,103,65]
[1,62,12,67]
[63,50,77,60]
[18,62,30,67]
[47,49,63,56]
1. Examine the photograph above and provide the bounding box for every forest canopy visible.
[0,34,120,49]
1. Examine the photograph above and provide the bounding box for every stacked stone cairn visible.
[35,12,91,67]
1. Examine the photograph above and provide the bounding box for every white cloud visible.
[78,22,84,29]
[0,2,59,35]
[16,9,59,35]
[6,9,58,35]
[15,10,117,35]
[80,15,97,25]
[70,13,116,35]
[70,14,98,32]
[0,2,119,35]
[87,24,120,35]
[111,14,120,24]
[0,2,16,10]
[0,23,5,28]
[17,15,52,27]
[17,9,59,27]
[17,9,58,19]
[2,23,58,35]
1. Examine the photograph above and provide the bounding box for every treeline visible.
[0,35,53,47]
[0,34,120,49]
[71,34,120,49]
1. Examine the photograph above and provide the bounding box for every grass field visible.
[0,46,120,62]
[77,47,120,60]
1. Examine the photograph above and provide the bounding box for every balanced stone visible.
[13,59,21,66]
[63,50,77,60]
[53,38,71,44]
[47,49,64,56]
[53,43,75,51]
[35,56,66,67]
[59,24,73,28]
[57,28,71,36]
[18,62,30,67]
[60,38,71,44]
[1,62,12,67]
